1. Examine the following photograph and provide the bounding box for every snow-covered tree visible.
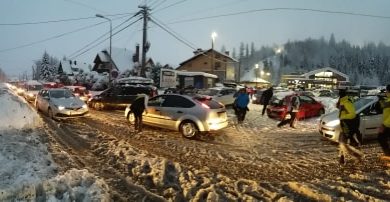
[36,51,58,81]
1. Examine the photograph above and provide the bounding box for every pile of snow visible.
[0,83,110,201]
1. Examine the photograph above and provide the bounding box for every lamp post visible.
[211,32,217,75]
[96,14,112,84]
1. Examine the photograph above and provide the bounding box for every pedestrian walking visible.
[337,89,363,165]
[378,84,390,162]
[233,88,250,124]
[277,94,300,128]
[129,94,149,133]
[260,86,273,116]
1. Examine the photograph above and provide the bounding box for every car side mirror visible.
[44,96,50,100]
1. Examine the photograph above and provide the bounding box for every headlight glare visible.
[58,106,65,110]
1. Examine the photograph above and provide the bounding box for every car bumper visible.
[206,120,228,131]
[54,108,89,117]
[319,125,340,142]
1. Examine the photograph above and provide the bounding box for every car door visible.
[160,95,196,130]
[359,101,383,139]
[144,95,166,127]
[40,90,50,112]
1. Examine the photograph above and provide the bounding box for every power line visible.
[68,13,141,58]
[150,17,236,64]
[0,12,134,26]
[152,0,190,14]
[0,15,130,53]
[70,17,143,59]
[168,7,390,25]
[62,0,107,14]
[151,0,168,10]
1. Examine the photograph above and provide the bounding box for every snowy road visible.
[3,84,390,201]
[43,102,390,201]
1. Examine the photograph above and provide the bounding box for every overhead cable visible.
[0,12,134,26]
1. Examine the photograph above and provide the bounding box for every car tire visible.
[179,121,198,139]
[318,108,325,116]
[94,102,104,110]
[127,112,135,125]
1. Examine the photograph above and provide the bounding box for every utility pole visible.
[139,5,150,77]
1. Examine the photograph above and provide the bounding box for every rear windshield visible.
[354,97,375,110]
[197,89,219,96]
[193,97,224,109]
[28,85,43,91]
[50,90,73,98]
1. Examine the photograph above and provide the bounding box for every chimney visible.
[133,44,140,62]
[225,51,230,56]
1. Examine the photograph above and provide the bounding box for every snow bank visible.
[0,86,41,130]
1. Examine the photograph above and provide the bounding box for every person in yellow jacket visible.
[378,85,390,158]
[337,89,363,165]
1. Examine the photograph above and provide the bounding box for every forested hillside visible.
[235,34,390,85]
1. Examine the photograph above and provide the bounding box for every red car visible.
[266,93,325,120]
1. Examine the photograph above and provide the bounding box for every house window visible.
[204,62,208,65]
[215,62,221,70]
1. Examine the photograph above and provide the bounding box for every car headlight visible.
[28,93,34,97]
[82,104,88,109]
[58,106,65,110]
[326,119,340,127]
[252,97,257,100]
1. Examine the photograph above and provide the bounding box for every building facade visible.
[176,49,237,82]
[281,67,349,89]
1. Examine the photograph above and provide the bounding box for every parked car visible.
[64,86,92,102]
[23,80,43,102]
[35,88,89,119]
[89,85,157,110]
[319,91,338,98]
[267,93,325,120]
[197,87,237,106]
[125,94,228,139]
[319,96,382,143]
[42,82,64,89]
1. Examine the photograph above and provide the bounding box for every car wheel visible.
[318,108,325,116]
[127,112,135,125]
[94,102,104,110]
[180,121,198,139]
[48,108,54,119]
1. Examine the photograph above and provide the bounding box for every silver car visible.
[35,88,89,119]
[197,87,237,106]
[319,96,382,143]
[125,94,228,138]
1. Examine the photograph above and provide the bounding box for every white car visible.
[319,96,382,143]
[197,87,237,106]
[35,88,88,119]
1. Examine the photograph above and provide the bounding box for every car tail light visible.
[74,93,80,96]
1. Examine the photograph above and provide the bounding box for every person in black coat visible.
[260,87,273,116]
[129,94,149,133]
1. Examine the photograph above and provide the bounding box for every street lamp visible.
[211,32,217,75]
[96,14,112,84]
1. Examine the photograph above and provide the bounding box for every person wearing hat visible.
[337,89,363,165]
[378,84,390,160]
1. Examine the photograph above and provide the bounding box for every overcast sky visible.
[1,0,390,77]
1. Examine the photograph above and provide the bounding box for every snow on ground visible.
[0,84,110,201]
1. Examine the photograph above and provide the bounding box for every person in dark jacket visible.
[234,88,250,124]
[129,94,149,133]
[260,86,273,116]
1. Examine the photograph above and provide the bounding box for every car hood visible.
[51,97,85,108]
[321,110,339,123]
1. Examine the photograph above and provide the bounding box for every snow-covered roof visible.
[177,71,218,78]
[179,49,238,66]
[116,76,154,84]
[59,60,73,75]
[240,71,270,83]
[302,67,349,81]
[103,47,135,72]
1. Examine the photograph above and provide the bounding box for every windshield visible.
[354,97,375,111]
[50,90,73,98]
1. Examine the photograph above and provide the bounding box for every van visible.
[88,85,157,110]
